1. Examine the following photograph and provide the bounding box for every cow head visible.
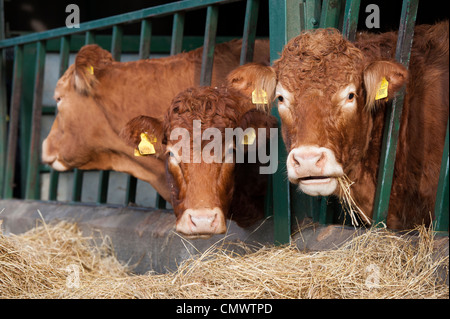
[42,45,115,171]
[121,86,277,238]
[246,29,407,198]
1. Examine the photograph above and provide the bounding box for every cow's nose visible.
[176,207,226,237]
[290,146,326,170]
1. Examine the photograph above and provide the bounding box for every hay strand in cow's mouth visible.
[338,175,372,227]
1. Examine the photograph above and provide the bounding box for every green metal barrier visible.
[0,0,448,244]
[0,0,260,206]
[267,0,448,243]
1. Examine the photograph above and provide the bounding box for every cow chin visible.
[297,178,338,196]
[51,159,71,171]
[176,207,226,238]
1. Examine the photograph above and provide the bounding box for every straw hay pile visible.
[0,218,448,299]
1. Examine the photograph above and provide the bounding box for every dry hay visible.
[0,217,448,299]
[337,175,372,227]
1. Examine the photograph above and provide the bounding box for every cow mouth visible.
[298,176,333,184]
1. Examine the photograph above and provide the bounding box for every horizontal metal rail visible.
[0,0,241,49]
[1,0,260,211]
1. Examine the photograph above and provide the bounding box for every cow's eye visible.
[277,95,284,103]
[347,93,355,101]
[169,151,174,157]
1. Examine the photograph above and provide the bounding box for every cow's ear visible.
[226,63,277,112]
[120,116,166,158]
[238,109,278,146]
[73,44,113,95]
[363,60,408,111]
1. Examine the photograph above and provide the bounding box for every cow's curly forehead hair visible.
[164,86,246,135]
[273,28,364,93]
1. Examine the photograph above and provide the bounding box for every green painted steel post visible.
[96,25,124,204]
[434,119,449,232]
[170,12,185,55]
[319,0,343,29]
[25,40,46,200]
[299,0,321,30]
[0,0,5,197]
[240,0,259,65]
[342,0,361,41]
[111,25,123,61]
[200,5,219,86]
[0,48,6,197]
[72,32,96,202]
[97,170,110,204]
[124,19,154,206]
[2,45,23,198]
[48,36,70,201]
[85,31,95,44]
[139,19,152,60]
[125,175,137,205]
[269,0,303,244]
[373,0,419,225]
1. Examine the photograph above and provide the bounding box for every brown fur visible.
[248,22,449,230]
[121,86,278,228]
[42,39,270,201]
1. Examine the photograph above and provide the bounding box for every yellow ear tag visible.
[375,77,389,100]
[242,129,256,145]
[134,148,143,157]
[87,65,94,75]
[138,133,156,155]
[252,89,268,104]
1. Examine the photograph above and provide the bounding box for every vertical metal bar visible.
[240,0,260,65]
[286,0,302,40]
[319,0,343,29]
[48,36,70,201]
[71,170,83,202]
[170,12,185,55]
[125,175,137,205]
[72,32,95,202]
[111,25,123,61]
[373,0,419,224]
[156,194,167,209]
[200,5,219,86]
[0,0,4,41]
[97,170,110,204]
[0,49,5,197]
[2,45,23,198]
[85,31,95,45]
[342,0,361,41]
[269,0,293,245]
[124,20,153,206]
[300,0,322,31]
[124,20,152,206]
[434,119,449,232]
[95,25,124,204]
[0,0,6,196]
[139,19,152,60]
[25,40,46,200]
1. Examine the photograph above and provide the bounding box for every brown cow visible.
[245,22,449,230]
[121,86,278,238]
[41,40,270,201]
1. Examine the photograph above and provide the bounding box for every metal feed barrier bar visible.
[0,0,448,245]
